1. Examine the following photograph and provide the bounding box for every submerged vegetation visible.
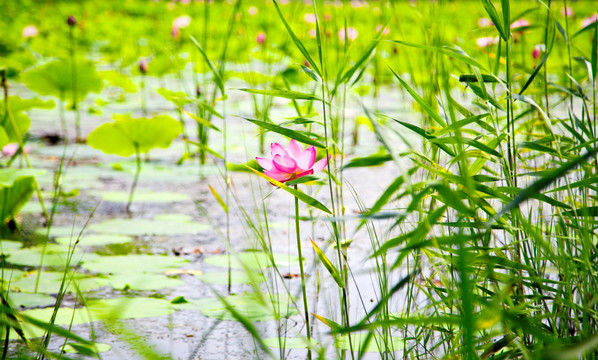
[1,0,598,359]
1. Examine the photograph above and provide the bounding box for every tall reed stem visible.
[294,184,312,360]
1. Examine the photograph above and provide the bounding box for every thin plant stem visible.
[294,184,312,360]
[69,25,81,142]
[127,145,141,214]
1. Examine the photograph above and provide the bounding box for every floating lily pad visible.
[89,216,208,236]
[263,337,318,349]
[335,334,404,353]
[0,268,25,282]
[82,254,189,274]
[10,271,102,294]
[17,297,175,338]
[197,271,265,285]
[34,225,85,239]
[55,234,132,247]
[4,248,98,268]
[97,190,188,203]
[177,292,298,321]
[7,292,56,308]
[95,273,184,291]
[204,251,300,270]
[0,240,23,250]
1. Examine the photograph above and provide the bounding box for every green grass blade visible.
[189,35,224,95]
[480,0,508,41]
[272,0,321,76]
[310,239,344,288]
[493,147,598,222]
[239,88,322,101]
[241,117,325,148]
[388,66,447,128]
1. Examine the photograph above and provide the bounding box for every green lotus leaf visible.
[100,70,137,93]
[86,114,183,156]
[0,169,43,222]
[20,60,103,100]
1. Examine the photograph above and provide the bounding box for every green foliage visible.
[0,169,43,223]
[86,114,183,156]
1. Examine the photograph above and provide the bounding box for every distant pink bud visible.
[532,44,545,60]
[173,15,191,29]
[304,59,310,67]
[323,13,331,21]
[478,17,493,27]
[476,36,498,48]
[510,19,530,29]
[376,24,390,36]
[22,25,39,39]
[248,6,258,16]
[256,31,266,45]
[2,143,31,157]
[308,29,317,38]
[338,27,358,43]
[304,13,317,24]
[561,6,574,17]
[256,139,329,184]
[171,25,180,38]
[139,59,148,74]
[582,14,598,28]
[67,15,77,27]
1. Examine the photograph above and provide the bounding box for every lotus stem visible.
[127,145,142,214]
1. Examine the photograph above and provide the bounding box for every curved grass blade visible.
[246,166,332,214]
[272,0,321,76]
[519,19,556,96]
[480,0,508,41]
[392,119,455,157]
[388,66,446,127]
[310,239,344,288]
[493,147,598,222]
[239,88,322,102]
[240,117,325,148]
[189,35,224,95]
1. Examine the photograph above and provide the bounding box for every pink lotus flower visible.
[256,140,329,183]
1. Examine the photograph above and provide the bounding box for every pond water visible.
[3,75,411,359]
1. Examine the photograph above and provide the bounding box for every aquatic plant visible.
[256,140,328,183]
